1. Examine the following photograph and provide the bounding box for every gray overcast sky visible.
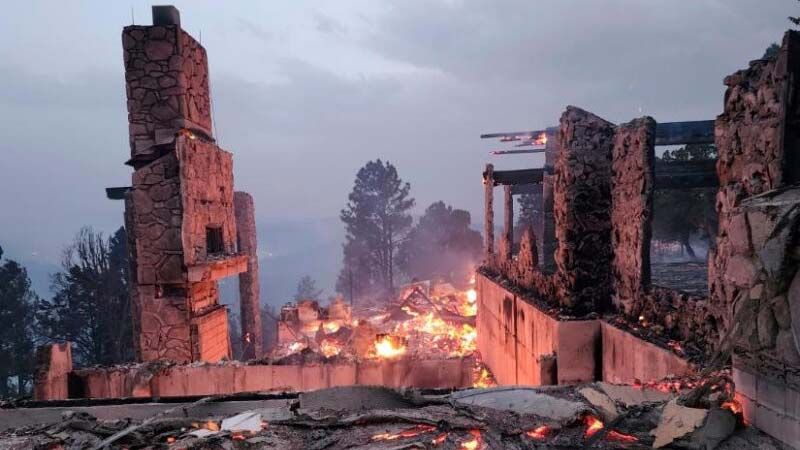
[0,0,795,264]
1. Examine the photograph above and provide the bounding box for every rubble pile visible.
[271,282,485,368]
[1,381,785,450]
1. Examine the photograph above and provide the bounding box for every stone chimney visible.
[122,5,213,165]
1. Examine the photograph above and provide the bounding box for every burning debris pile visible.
[270,281,486,371]
[1,380,780,450]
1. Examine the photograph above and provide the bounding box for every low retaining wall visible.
[601,321,692,384]
[41,357,475,400]
[476,273,600,385]
[476,273,692,387]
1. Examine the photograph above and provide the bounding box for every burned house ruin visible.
[476,31,800,447]
[20,6,800,449]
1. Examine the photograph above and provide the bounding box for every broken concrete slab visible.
[651,399,709,448]
[598,382,673,407]
[451,387,588,422]
[579,386,619,422]
[298,386,413,412]
[220,411,262,433]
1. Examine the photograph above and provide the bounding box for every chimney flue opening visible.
[152,5,180,26]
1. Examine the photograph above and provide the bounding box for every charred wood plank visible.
[483,168,544,186]
[106,186,131,200]
[482,121,713,146]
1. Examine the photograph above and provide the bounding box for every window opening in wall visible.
[156,284,188,298]
[650,143,718,296]
[206,225,224,256]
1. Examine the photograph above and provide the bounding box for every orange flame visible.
[525,425,550,440]
[722,401,742,415]
[374,334,407,358]
[473,367,495,388]
[584,415,604,438]
[534,132,548,146]
[460,430,482,450]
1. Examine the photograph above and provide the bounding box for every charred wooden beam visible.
[483,168,544,186]
[106,186,131,200]
[490,149,546,155]
[482,121,714,147]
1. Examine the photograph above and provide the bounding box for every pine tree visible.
[294,275,323,301]
[337,160,414,301]
[0,246,38,397]
[36,227,133,366]
[397,201,482,284]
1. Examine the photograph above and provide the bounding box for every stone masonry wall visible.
[176,137,237,266]
[130,151,183,286]
[122,25,212,161]
[610,117,656,315]
[711,30,800,336]
[727,188,800,366]
[554,106,616,313]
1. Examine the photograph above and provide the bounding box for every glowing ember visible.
[722,400,742,415]
[231,432,247,441]
[460,430,482,450]
[584,415,604,438]
[322,321,341,334]
[374,334,407,358]
[371,424,437,441]
[166,436,176,444]
[432,432,448,446]
[607,430,639,443]
[525,425,550,440]
[204,421,220,431]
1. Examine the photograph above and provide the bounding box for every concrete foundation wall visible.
[601,322,692,384]
[477,273,690,387]
[71,357,475,399]
[476,273,602,386]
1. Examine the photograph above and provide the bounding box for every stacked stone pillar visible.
[484,164,495,260]
[540,127,559,271]
[610,117,656,315]
[501,185,514,261]
[234,192,263,359]
[553,107,615,313]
